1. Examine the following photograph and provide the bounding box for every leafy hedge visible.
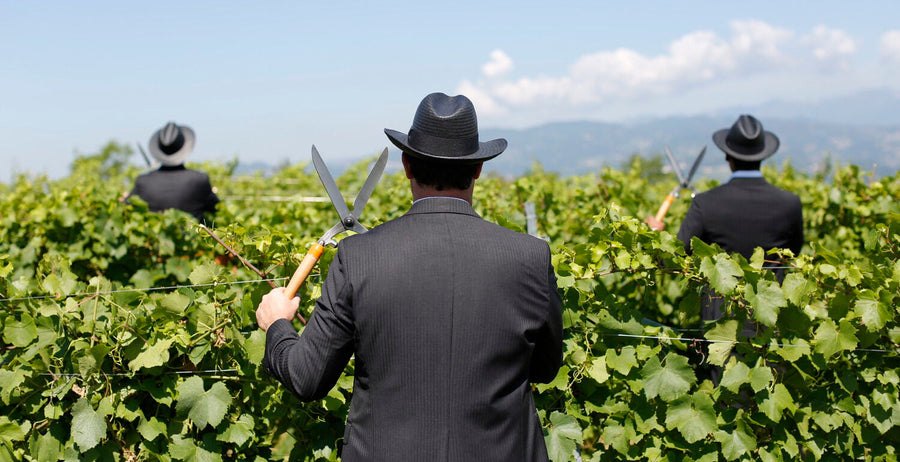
[0,143,897,461]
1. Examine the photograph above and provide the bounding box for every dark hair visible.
[404,153,480,190]
[727,156,761,171]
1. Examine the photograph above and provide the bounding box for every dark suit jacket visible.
[129,165,219,222]
[677,176,803,261]
[264,197,563,462]
[677,176,803,326]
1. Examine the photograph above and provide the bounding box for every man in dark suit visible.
[675,115,803,262]
[647,114,803,267]
[255,93,563,461]
[127,122,219,224]
[647,114,803,383]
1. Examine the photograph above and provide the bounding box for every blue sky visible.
[3,1,900,180]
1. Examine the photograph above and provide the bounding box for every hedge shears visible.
[652,144,706,222]
[284,145,389,298]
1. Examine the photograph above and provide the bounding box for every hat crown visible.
[729,115,763,145]
[158,122,186,155]
[411,93,479,141]
[406,93,481,158]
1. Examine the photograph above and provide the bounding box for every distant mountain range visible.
[236,89,900,179]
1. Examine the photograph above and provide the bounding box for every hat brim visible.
[712,129,779,162]
[384,128,506,164]
[149,125,195,166]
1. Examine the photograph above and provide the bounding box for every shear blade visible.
[352,147,389,216]
[312,145,352,224]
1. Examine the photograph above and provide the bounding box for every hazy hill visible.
[233,88,900,179]
[479,116,900,179]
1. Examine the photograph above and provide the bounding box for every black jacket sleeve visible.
[528,247,564,383]
[263,249,356,401]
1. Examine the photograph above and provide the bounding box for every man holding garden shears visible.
[255,93,563,461]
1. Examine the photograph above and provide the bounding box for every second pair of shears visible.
[653,144,706,222]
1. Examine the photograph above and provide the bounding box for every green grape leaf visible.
[176,376,232,429]
[170,435,222,462]
[159,291,192,315]
[720,362,751,393]
[758,384,795,422]
[128,338,173,371]
[217,414,255,446]
[854,290,890,331]
[814,319,858,358]
[746,280,786,327]
[0,368,26,405]
[245,330,266,365]
[606,346,638,376]
[749,365,774,392]
[641,353,695,402]
[705,320,739,367]
[715,423,757,461]
[781,272,815,306]
[2,315,37,348]
[544,411,581,462]
[137,416,167,441]
[587,357,610,384]
[29,432,63,461]
[189,262,221,285]
[700,254,743,294]
[535,366,569,392]
[71,397,107,451]
[0,416,25,444]
[665,393,718,443]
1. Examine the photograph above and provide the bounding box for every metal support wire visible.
[0,277,288,303]
[601,332,898,354]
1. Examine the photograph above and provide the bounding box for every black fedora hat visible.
[149,121,195,166]
[712,114,779,162]
[385,92,506,163]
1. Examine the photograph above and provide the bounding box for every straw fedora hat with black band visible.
[712,114,780,162]
[149,122,196,166]
[385,92,507,163]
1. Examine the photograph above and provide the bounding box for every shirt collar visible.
[412,196,471,206]
[729,170,764,181]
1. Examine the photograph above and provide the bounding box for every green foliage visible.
[1,148,898,460]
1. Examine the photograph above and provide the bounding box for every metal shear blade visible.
[311,145,389,245]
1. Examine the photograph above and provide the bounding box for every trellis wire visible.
[0,277,289,303]
[41,369,240,378]
[603,332,898,354]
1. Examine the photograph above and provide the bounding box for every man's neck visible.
[410,183,474,204]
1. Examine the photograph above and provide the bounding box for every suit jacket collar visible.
[405,196,480,218]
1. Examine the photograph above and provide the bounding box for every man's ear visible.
[401,153,415,180]
[473,162,484,180]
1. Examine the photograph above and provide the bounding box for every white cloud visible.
[881,30,900,62]
[456,79,507,117]
[803,25,858,69]
[481,49,513,77]
[460,20,794,113]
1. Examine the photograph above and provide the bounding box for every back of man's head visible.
[404,152,481,191]
[727,155,762,171]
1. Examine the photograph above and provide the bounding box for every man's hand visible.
[256,288,300,332]
[644,216,666,231]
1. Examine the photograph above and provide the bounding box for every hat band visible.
[408,128,479,157]
[160,132,185,155]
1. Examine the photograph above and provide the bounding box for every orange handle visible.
[654,194,676,222]
[285,242,325,298]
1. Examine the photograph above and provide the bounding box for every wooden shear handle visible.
[654,193,676,222]
[285,242,325,298]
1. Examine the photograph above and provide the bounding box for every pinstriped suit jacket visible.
[264,197,563,461]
